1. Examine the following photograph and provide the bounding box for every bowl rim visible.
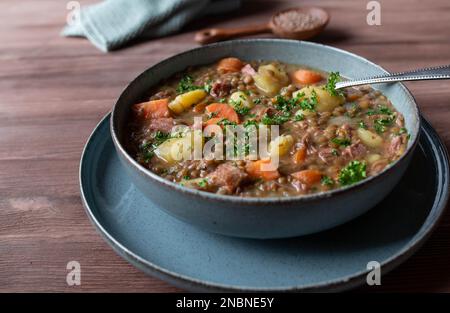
[110,38,421,204]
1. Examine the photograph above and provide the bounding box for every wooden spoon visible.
[195,7,330,45]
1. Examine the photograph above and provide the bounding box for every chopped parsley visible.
[274,91,317,114]
[176,75,211,94]
[230,94,246,107]
[338,161,367,186]
[230,94,251,116]
[218,97,227,103]
[366,105,394,116]
[374,116,394,133]
[217,118,238,126]
[331,137,351,147]
[261,112,291,125]
[265,92,317,125]
[182,175,190,180]
[365,104,396,133]
[203,81,212,93]
[274,94,296,112]
[197,178,208,188]
[397,127,409,136]
[140,131,171,162]
[243,119,258,128]
[294,111,305,121]
[253,98,261,105]
[324,72,343,97]
[397,127,410,139]
[378,105,393,115]
[206,111,218,119]
[358,121,367,129]
[176,75,199,93]
[331,149,339,156]
[298,90,318,111]
[235,106,251,116]
[321,176,334,186]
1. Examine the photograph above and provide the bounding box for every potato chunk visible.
[357,128,384,148]
[366,153,381,164]
[269,134,294,157]
[229,91,254,110]
[169,89,207,114]
[293,86,345,112]
[154,130,203,164]
[254,64,289,96]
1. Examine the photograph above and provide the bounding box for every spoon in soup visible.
[195,7,329,45]
[335,65,450,89]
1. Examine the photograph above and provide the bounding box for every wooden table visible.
[1,0,449,292]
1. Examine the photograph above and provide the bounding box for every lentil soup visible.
[126,57,409,197]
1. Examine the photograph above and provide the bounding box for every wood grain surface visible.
[1,0,449,292]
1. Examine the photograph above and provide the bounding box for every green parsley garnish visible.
[197,178,208,188]
[261,112,290,125]
[206,111,218,119]
[298,90,318,111]
[374,117,394,133]
[378,106,393,115]
[177,75,199,93]
[243,119,258,128]
[331,137,351,147]
[235,106,250,116]
[398,127,408,135]
[217,118,238,126]
[176,75,211,94]
[321,176,334,186]
[203,81,212,93]
[366,105,393,116]
[338,161,367,186]
[230,94,250,116]
[358,121,367,129]
[324,72,343,97]
[273,94,297,113]
[274,91,317,113]
[140,131,171,163]
[253,98,261,105]
[294,111,305,121]
[218,97,227,103]
[230,94,246,107]
[397,127,410,139]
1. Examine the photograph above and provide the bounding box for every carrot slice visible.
[134,98,170,119]
[291,169,322,186]
[292,146,307,164]
[205,103,239,124]
[246,159,280,181]
[291,69,323,85]
[193,101,207,113]
[217,57,244,73]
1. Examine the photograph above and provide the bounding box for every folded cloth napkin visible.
[62,0,241,52]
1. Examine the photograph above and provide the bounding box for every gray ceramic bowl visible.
[111,39,420,239]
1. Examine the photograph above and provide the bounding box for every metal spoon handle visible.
[335,64,450,89]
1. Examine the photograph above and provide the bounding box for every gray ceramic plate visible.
[80,114,448,292]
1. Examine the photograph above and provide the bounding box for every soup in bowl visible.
[111,39,420,238]
[126,59,409,197]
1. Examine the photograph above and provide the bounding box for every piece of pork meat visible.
[343,142,367,159]
[207,163,248,194]
[147,118,175,133]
